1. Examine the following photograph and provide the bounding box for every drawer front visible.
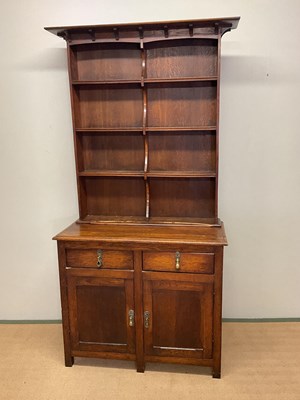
[143,251,214,274]
[66,248,133,269]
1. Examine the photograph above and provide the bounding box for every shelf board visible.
[79,170,144,177]
[72,77,218,86]
[76,128,143,133]
[72,80,140,86]
[75,127,216,133]
[144,76,218,83]
[147,171,216,178]
[78,215,222,227]
[146,126,217,132]
[79,170,216,178]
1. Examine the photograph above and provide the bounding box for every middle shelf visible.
[73,81,217,129]
[78,170,216,178]
[76,131,216,174]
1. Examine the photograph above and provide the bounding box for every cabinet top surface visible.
[53,222,227,246]
[45,17,240,37]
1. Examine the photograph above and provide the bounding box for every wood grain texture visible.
[146,39,218,79]
[143,251,214,274]
[48,17,236,377]
[77,86,143,129]
[83,177,145,217]
[53,222,227,246]
[143,279,213,359]
[45,17,240,39]
[66,249,133,269]
[57,242,74,366]
[67,274,135,354]
[133,251,145,372]
[148,131,216,172]
[78,133,144,172]
[73,43,141,81]
[147,83,217,127]
[149,177,215,218]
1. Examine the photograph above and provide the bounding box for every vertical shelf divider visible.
[215,25,221,220]
[140,39,150,220]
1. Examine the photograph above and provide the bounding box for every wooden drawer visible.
[143,251,214,274]
[66,248,133,269]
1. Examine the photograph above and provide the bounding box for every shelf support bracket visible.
[164,25,169,38]
[58,30,71,42]
[88,29,96,41]
[138,26,144,40]
[189,24,194,37]
[214,23,220,35]
[113,27,119,40]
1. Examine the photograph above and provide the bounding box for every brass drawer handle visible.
[128,310,135,327]
[97,249,103,268]
[144,311,150,328]
[175,251,180,270]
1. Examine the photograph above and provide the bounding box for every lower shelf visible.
[77,215,221,227]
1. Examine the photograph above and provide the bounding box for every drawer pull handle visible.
[128,310,135,327]
[97,249,103,268]
[144,311,150,328]
[175,251,180,270]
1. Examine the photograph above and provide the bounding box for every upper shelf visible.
[71,77,219,86]
[44,17,240,43]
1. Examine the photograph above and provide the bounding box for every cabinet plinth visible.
[48,17,239,378]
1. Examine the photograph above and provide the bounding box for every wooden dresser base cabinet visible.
[54,223,226,378]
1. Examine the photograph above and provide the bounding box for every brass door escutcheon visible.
[175,251,180,270]
[144,311,150,328]
[128,309,135,327]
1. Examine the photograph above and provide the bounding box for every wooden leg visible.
[134,252,145,374]
[65,355,74,367]
[212,368,221,379]
[212,248,223,380]
[136,362,145,373]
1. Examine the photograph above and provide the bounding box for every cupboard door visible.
[143,278,213,359]
[67,274,135,354]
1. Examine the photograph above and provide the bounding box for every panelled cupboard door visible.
[143,278,213,359]
[67,274,135,354]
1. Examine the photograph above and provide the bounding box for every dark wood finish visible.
[149,178,215,219]
[78,132,144,172]
[145,39,218,79]
[143,251,214,274]
[45,17,240,39]
[57,242,74,367]
[54,222,227,247]
[66,249,133,269]
[147,82,217,128]
[49,17,239,378]
[48,17,238,224]
[67,272,135,354]
[148,131,216,173]
[71,43,141,81]
[83,177,145,217]
[212,247,224,378]
[133,251,145,372]
[75,86,143,129]
[143,277,213,359]
[54,224,226,376]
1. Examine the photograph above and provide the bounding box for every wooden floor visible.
[0,322,299,400]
